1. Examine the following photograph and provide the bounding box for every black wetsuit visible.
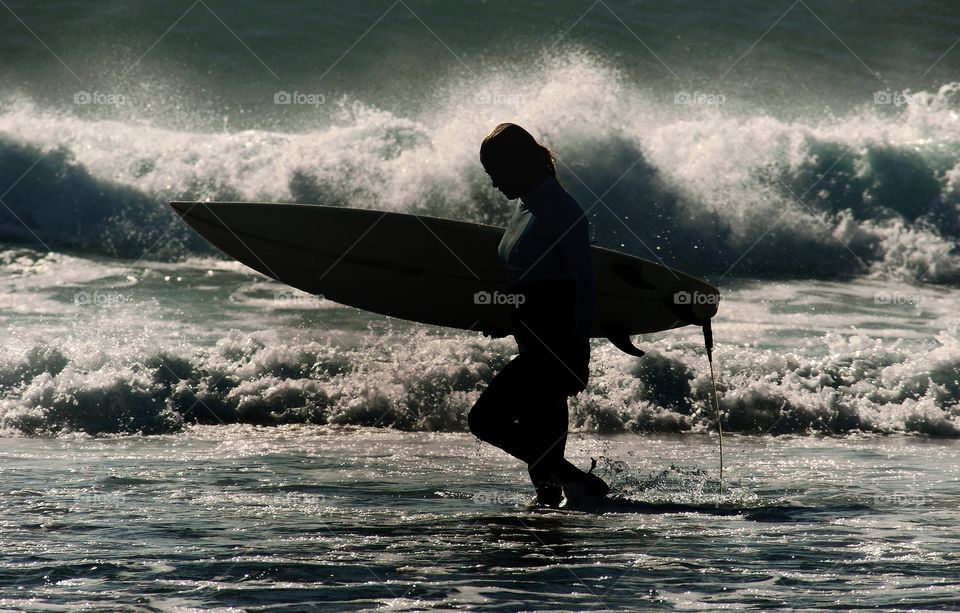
[467,175,597,497]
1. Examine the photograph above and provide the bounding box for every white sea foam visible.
[0,54,956,437]
[0,53,956,280]
[0,303,955,437]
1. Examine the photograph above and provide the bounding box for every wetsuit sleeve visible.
[555,199,597,339]
[525,183,597,339]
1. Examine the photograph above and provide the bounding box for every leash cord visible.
[704,322,724,505]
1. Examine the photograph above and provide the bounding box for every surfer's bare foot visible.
[580,470,611,497]
[528,465,563,507]
[530,491,562,508]
[560,471,609,501]
[530,481,563,507]
[559,478,608,509]
[555,459,610,495]
[557,458,610,505]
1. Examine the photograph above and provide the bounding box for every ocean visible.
[1,0,958,610]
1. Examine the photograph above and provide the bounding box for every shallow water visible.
[2,1,959,609]
[1,427,958,611]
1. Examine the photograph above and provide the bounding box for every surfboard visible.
[169,201,719,352]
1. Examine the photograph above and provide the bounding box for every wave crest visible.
[0,54,957,281]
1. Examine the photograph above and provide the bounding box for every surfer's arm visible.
[555,211,597,339]
[523,178,597,339]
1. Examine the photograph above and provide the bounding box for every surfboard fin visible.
[607,335,645,357]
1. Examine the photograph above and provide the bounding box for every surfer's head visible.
[480,123,557,199]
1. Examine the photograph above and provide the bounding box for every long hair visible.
[480,123,557,183]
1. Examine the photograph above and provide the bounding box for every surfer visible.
[468,123,610,507]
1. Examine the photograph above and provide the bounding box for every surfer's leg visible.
[468,351,606,502]
[525,389,614,502]
[523,391,568,506]
[468,353,563,463]
[527,463,562,507]
[467,353,531,457]
[521,354,609,500]
[474,352,566,462]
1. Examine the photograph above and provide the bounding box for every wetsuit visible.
[467,175,597,500]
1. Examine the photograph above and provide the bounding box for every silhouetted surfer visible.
[468,123,610,507]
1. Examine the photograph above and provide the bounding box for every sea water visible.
[1,1,958,610]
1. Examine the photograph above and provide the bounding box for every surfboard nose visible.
[662,291,720,326]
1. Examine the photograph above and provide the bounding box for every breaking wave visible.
[0,52,957,282]
[1,326,957,437]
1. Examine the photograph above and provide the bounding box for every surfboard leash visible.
[703,321,724,504]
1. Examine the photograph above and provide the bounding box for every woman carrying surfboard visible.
[468,123,610,507]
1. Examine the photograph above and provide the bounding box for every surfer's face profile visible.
[480,122,557,200]
[483,166,525,200]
